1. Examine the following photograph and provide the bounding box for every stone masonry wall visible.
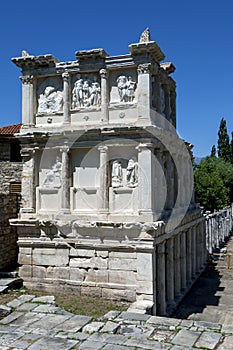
[0,193,20,270]
[0,161,22,193]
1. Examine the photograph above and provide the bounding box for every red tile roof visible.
[0,124,22,135]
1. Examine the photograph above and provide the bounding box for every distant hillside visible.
[194,157,206,165]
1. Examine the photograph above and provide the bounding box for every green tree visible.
[210,145,216,157]
[217,117,230,162]
[194,156,233,212]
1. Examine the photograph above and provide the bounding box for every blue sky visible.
[0,0,233,157]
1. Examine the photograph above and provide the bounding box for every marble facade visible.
[11,30,206,315]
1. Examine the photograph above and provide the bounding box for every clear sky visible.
[0,0,232,157]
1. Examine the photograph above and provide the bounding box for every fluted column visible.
[62,71,70,125]
[186,228,192,284]
[166,237,174,307]
[191,226,197,278]
[98,145,108,213]
[60,145,70,213]
[137,63,152,120]
[100,69,109,122]
[174,234,181,298]
[180,231,187,290]
[156,241,166,315]
[20,75,35,127]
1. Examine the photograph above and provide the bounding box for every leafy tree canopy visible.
[194,156,233,212]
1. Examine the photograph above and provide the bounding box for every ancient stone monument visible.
[11,29,206,315]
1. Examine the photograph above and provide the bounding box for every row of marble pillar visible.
[155,220,207,316]
[205,207,233,254]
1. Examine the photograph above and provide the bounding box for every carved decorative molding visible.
[20,75,34,85]
[137,63,151,75]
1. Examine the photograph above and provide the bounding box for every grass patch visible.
[0,288,130,319]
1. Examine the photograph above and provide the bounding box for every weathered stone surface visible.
[27,337,78,350]
[83,321,105,333]
[0,305,11,318]
[32,248,69,267]
[109,258,137,271]
[172,329,201,347]
[195,331,221,349]
[109,270,136,285]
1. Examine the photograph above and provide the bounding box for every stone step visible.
[0,277,23,293]
[0,271,18,278]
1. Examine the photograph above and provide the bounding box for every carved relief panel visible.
[109,70,137,104]
[71,74,101,109]
[37,77,63,114]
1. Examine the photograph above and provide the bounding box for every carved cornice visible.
[129,41,165,62]
[20,75,34,85]
[161,62,176,75]
[75,48,109,61]
[12,54,60,68]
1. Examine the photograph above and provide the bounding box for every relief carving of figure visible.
[72,78,101,109]
[38,86,63,114]
[112,160,123,188]
[126,159,138,187]
[117,75,136,102]
[42,156,62,188]
[72,79,84,108]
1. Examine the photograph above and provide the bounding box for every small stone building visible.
[0,123,22,270]
[11,30,206,315]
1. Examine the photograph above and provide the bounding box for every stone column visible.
[60,145,70,213]
[174,234,181,298]
[196,224,201,272]
[137,143,154,220]
[62,71,70,125]
[20,75,35,127]
[180,231,187,290]
[137,63,151,120]
[166,237,175,307]
[191,226,197,278]
[186,228,192,285]
[156,241,166,315]
[98,145,108,213]
[20,149,35,213]
[100,69,109,122]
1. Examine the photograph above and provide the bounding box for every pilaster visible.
[20,75,35,127]
[137,63,152,120]
[100,69,109,122]
[60,145,70,213]
[20,149,36,214]
[137,143,154,220]
[62,71,70,125]
[98,145,109,213]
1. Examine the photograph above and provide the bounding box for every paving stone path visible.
[1,236,233,349]
[0,293,232,349]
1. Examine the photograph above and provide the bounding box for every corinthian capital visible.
[137,63,151,75]
[62,71,70,82]
[20,75,34,84]
[99,68,108,79]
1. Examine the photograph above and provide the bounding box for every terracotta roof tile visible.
[0,123,22,135]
